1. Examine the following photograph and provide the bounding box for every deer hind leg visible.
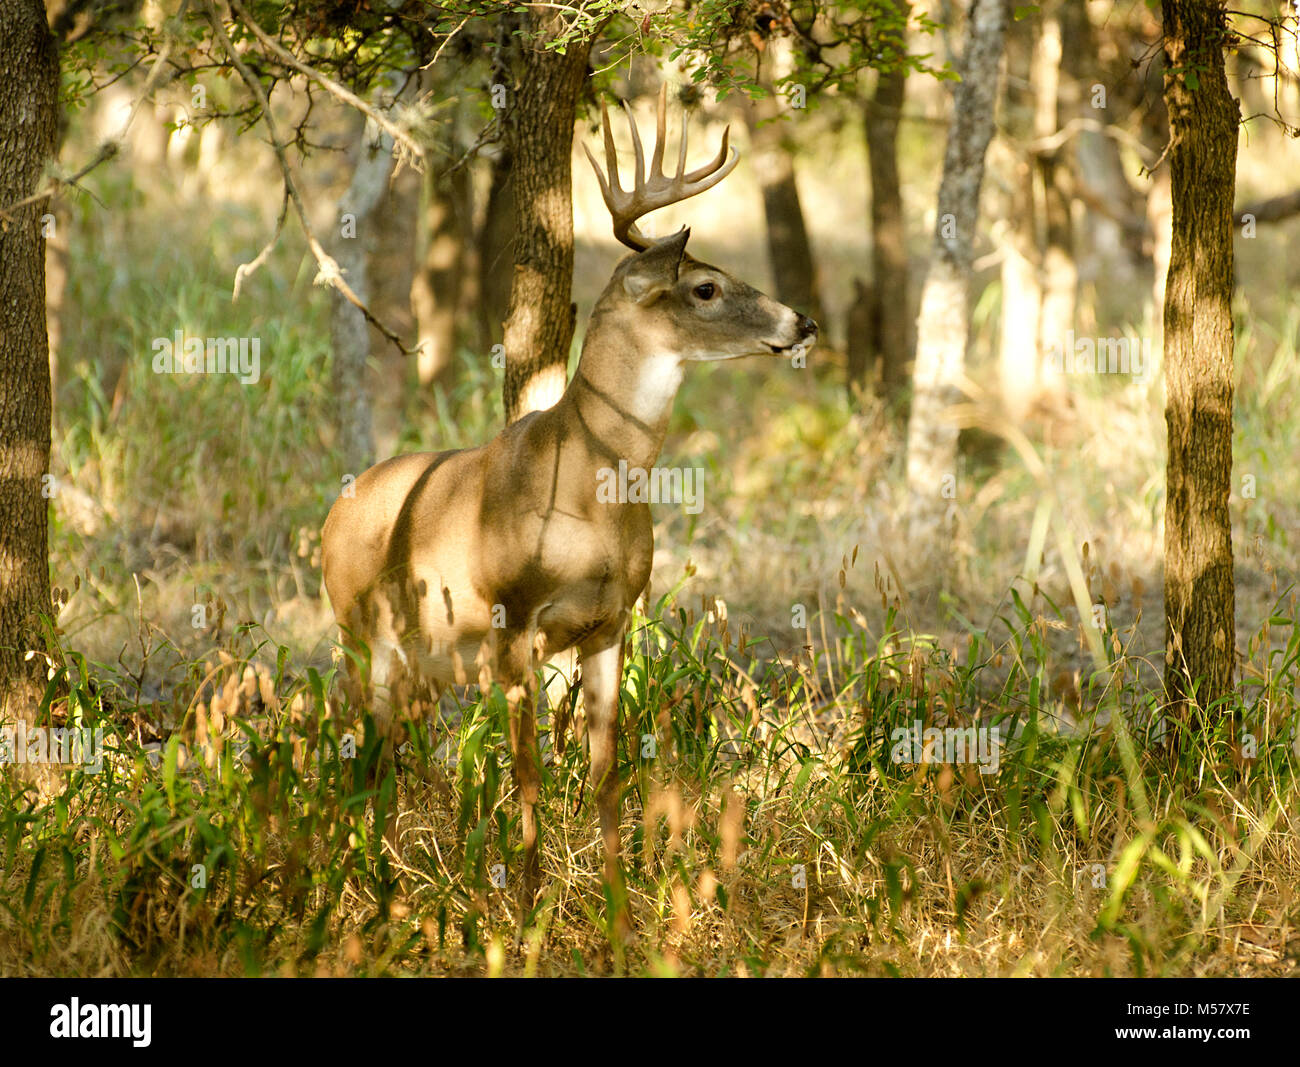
[498,631,543,922]
[580,623,631,940]
[542,646,580,755]
[336,599,421,856]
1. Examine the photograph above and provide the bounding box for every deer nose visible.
[798,315,819,337]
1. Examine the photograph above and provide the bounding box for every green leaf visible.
[1185,69,1200,90]
[1014,4,1040,19]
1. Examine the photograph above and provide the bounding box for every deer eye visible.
[693,282,717,300]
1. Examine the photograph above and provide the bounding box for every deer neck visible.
[558,305,684,474]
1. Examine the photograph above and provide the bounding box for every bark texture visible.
[1160,0,1239,718]
[331,123,395,475]
[411,146,470,386]
[476,146,515,354]
[905,0,1010,538]
[500,12,591,423]
[863,0,912,402]
[0,0,59,725]
[743,91,822,323]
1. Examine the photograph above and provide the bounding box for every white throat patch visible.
[632,353,685,423]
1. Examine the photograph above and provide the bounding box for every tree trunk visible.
[992,15,1041,419]
[1160,0,1239,720]
[411,146,470,386]
[0,0,59,727]
[863,0,912,403]
[743,90,822,323]
[476,146,515,356]
[331,121,395,475]
[846,277,878,398]
[500,12,591,424]
[1033,3,1073,397]
[993,140,1042,418]
[905,0,1010,538]
[411,75,472,387]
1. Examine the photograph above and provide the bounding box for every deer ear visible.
[622,228,691,305]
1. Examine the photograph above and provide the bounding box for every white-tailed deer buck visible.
[321,86,817,935]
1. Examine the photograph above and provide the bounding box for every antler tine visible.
[599,99,622,195]
[620,99,647,191]
[649,84,668,179]
[587,90,739,252]
[676,110,689,180]
[682,125,737,187]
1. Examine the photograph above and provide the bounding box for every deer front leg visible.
[499,632,543,922]
[580,624,631,940]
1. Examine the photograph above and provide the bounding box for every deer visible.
[321,85,818,937]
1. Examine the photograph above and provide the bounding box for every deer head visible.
[584,86,818,365]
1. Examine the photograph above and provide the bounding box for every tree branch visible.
[1234,188,1300,225]
[226,0,424,169]
[203,0,414,355]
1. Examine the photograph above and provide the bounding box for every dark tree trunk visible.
[846,277,878,398]
[411,143,470,386]
[742,91,822,323]
[476,146,514,355]
[864,0,912,403]
[0,0,59,724]
[500,12,591,424]
[1160,0,1239,720]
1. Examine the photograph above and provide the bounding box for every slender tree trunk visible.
[905,0,1010,538]
[1160,0,1239,720]
[411,150,469,386]
[992,15,1041,418]
[331,121,395,475]
[846,277,878,398]
[994,140,1042,418]
[476,146,515,355]
[1033,3,1073,397]
[500,12,591,424]
[743,89,822,322]
[0,0,59,726]
[864,0,912,403]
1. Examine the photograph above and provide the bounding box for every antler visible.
[584,84,739,252]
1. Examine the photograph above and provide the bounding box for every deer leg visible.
[580,624,630,940]
[501,632,542,921]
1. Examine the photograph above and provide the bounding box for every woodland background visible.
[0,0,1297,976]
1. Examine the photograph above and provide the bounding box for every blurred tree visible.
[1160,0,1239,725]
[0,0,60,739]
[991,12,1042,420]
[739,35,823,324]
[331,117,395,474]
[410,70,474,387]
[1032,0,1074,395]
[477,144,516,355]
[905,0,1010,539]
[862,0,913,404]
